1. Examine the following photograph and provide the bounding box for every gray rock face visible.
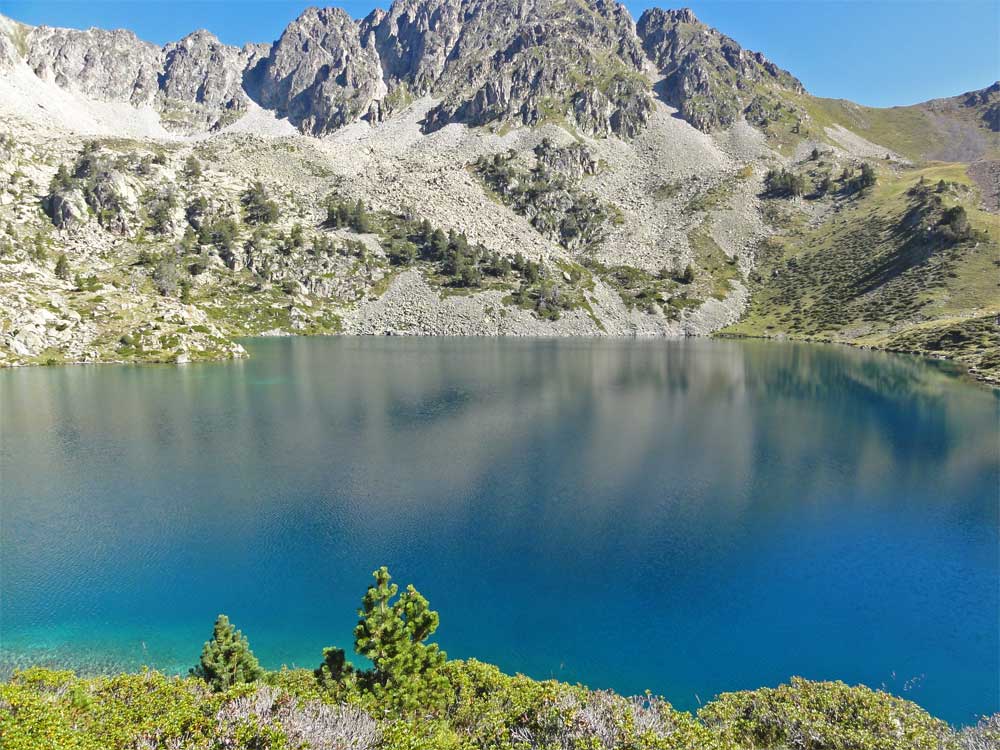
[534,138,598,179]
[26,25,163,104]
[416,0,653,138]
[0,2,809,139]
[963,82,1000,132]
[636,7,803,131]
[256,7,383,135]
[0,16,27,68]
[364,0,463,96]
[44,188,89,228]
[160,30,249,110]
[85,168,140,234]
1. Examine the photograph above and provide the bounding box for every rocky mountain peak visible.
[637,6,804,131]
[161,29,249,115]
[255,6,384,134]
[412,0,653,138]
[0,2,816,138]
[25,23,163,104]
[365,0,463,98]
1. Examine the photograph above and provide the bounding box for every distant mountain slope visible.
[802,84,1000,163]
[0,3,996,382]
[723,162,999,382]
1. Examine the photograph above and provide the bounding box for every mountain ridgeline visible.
[0,2,806,137]
[0,2,996,380]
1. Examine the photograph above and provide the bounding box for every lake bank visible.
[3,328,997,390]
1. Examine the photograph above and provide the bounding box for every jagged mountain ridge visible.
[0,1,802,137]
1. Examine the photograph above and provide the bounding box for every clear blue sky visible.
[3,0,997,107]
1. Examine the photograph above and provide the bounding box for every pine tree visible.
[350,200,371,233]
[350,567,452,713]
[190,614,263,691]
[51,164,73,192]
[54,253,70,280]
[315,645,355,693]
[242,182,279,224]
[184,155,202,179]
[427,229,448,261]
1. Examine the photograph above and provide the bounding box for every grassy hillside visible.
[723,162,1000,383]
[2,568,997,750]
[746,83,1000,162]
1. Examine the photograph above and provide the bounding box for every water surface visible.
[1,338,997,725]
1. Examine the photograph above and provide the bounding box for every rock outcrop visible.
[636,7,803,131]
[161,31,247,108]
[43,188,88,228]
[416,0,653,138]
[25,25,162,104]
[363,0,463,96]
[962,82,1000,132]
[0,15,27,68]
[255,7,384,135]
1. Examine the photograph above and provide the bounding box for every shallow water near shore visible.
[1,337,997,725]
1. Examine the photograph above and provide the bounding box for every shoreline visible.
[1,330,995,389]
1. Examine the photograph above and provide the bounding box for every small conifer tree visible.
[190,614,263,691]
[54,253,70,280]
[319,567,452,713]
[353,567,452,712]
[184,155,202,178]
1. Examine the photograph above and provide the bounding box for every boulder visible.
[44,188,89,228]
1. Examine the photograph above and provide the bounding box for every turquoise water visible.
[1,337,997,725]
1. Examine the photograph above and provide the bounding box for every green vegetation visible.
[688,221,740,301]
[885,315,1000,383]
[474,147,615,251]
[241,182,279,225]
[321,194,584,317]
[581,257,701,319]
[184,154,202,179]
[684,178,733,213]
[325,197,372,234]
[190,615,264,692]
[724,162,1000,382]
[1,566,992,750]
[349,566,451,712]
[764,168,807,198]
[53,253,70,281]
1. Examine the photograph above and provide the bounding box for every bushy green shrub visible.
[698,676,952,750]
[242,181,279,224]
[764,168,808,198]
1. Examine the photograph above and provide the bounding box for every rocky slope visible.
[0,3,996,380]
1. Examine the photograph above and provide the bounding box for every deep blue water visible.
[1,337,997,725]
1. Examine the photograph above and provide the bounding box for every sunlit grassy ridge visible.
[724,162,1000,383]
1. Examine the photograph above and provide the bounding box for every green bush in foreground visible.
[1,568,994,750]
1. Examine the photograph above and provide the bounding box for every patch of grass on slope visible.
[759,91,1000,162]
[724,163,1000,381]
